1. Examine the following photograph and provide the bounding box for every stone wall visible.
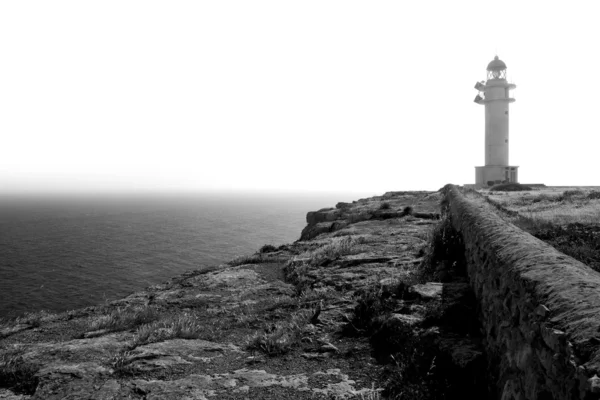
[444,185,600,400]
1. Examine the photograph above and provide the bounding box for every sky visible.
[1,1,599,195]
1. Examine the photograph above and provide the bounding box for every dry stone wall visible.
[444,185,600,400]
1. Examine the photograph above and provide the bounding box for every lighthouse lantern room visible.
[473,56,518,187]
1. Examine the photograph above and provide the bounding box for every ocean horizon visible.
[0,190,372,318]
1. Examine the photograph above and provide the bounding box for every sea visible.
[0,191,367,318]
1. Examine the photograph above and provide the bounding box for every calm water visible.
[0,191,364,318]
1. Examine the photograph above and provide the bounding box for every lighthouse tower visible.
[474,56,518,187]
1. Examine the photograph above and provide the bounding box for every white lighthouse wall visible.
[484,82,510,166]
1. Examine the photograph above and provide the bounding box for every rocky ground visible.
[0,190,485,399]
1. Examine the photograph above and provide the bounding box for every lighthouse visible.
[473,56,518,187]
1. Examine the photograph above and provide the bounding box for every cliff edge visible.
[0,191,453,399]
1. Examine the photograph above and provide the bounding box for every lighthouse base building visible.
[475,165,519,187]
[472,56,518,188]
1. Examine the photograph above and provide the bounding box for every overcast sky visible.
[1,1,598,194]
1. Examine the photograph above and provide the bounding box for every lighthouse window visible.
[505,111,508,115]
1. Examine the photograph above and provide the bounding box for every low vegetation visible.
[379,202,391,210]
[345,285,396,336]
[306,236,369,266]
[484,188,600,272]
[133,313,218,346]
[259,244,278,253]
[331,389,382,400]
[284,236,370,294]
[228,250,288,267]
[246,310,312,356]
[109,350,136,377]
[343,210,482,399]
[0,310,56,329]
[87,305,160,333]
[228,253,269,266]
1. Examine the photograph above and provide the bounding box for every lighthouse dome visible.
[487,56,507,71]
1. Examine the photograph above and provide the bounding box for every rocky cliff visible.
[1,191,457,399]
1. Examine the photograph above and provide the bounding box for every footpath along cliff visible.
[1,190,475,399]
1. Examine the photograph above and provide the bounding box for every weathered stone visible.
[319,342,340,353]
[90,379,121,400]
[409,282,443,301]
[125,338,243,371]
[0,389,30,400]
[83,329,111,338]
[306,210,341,224]
[203,268,265,290]
[302,352,330,360]
[129,368,371,399]
[245,356,265,365]
[541,327,565,351]
[17,333,130,365]
[300,221,335,240]
[535,304,550,318]
[588,375,600,393]
[34,363,112,400]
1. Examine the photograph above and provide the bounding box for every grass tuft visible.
[329,387,383,400]
[132,313,214,346]
[379,202,391,210]
[228,253,267,266]
[587,191,600,200]
[306,236,368,266]
[346,288,391,335]
[259,244,278,253]
[246,311,311,356]
[558,189,585,201]
[87,305,160,333]
[228,251,287,266]
[109,350,136,377]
